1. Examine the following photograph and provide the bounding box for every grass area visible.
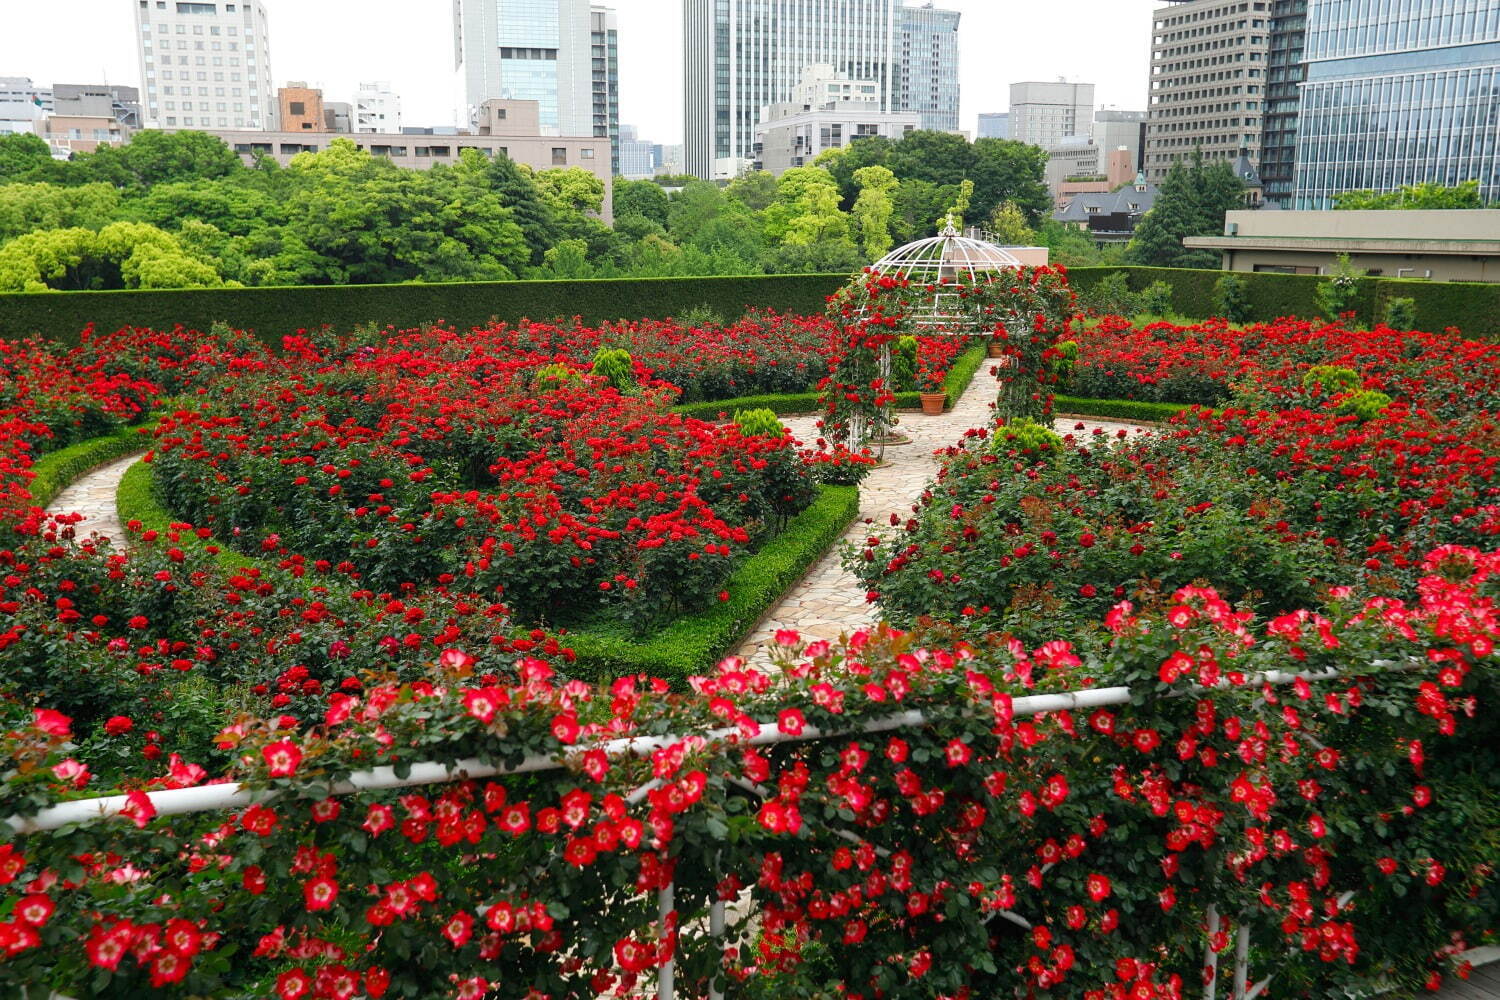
[25,426,155,510]
[673,344,988,421]
[562,484,860,682]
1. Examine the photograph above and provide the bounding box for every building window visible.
[552,147,567,164]
[581,148,594,159]
[289,101,305,115]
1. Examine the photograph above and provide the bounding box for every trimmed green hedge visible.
[1067,266,1378,326]
[1369,278,1500,336]
[0,274,850,347]
[563,484,860,681]
[1053,396,1191,424]
[673,344,987,421]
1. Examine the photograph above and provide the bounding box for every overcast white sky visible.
[1,0,1157,145]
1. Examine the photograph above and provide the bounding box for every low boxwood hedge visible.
[1052,396,1191,424]
[24,426,155,510]
[673,344,987,421]
[562,484,860,681]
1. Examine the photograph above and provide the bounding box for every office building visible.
[619,124,656,178]
[977,112,1010,139]
[1293,0,1500,208]
[1010,81,1095,150]
[1261,0,1306,208]
[1185,210,1500,282]
[589,5,620,174]
[685,0,899,179]
[278,82,325,132]
[453,0,593,135]
[355,81,400,134]
[754,64,920,175]
[897,3,961,132]
[324,101,352,133]
[1144,0,1269,183]
[53,84,141,128]
[133,0,276,131]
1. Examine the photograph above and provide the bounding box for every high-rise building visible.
[453,0,594,135]
[1293,0,1500,208]
[1144,0,1269,183]
[1010,81,1095,150]
[619,124,657,177]
[590,5,620,174]
[1260,0,1307,208]
[897,3,960,132]
[134,0,276,131]
[684,0,900,180]
[354,81,400,133]
[977,112,1010,139]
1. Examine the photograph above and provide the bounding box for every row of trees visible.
[0,128,1062,291]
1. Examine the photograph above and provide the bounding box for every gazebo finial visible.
[940,213,959,237]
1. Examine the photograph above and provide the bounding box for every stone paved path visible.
[733,362,1148,665]
[44,453,141,546]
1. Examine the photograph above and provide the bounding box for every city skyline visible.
[0,0,1156,145]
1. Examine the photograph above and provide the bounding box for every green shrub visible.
[1337,390,1393,421]
[533,362,583,393]
[1214,273,1252,324]
[1302,365,1361,396]
[1384,296,1418,330]
[1083,271,1137,315]
[1316,254,1366,321]
[892,335,919,392]
[989,417,1065,462]
[1052,396,1190,423]
[589,347,634,390]
[1138,280,1175,317]
[732,407,787,439]
[677,303,725,328]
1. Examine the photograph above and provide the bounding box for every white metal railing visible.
[2,670,1377,1000]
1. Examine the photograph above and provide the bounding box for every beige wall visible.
[1222,209,1500,241]
[41,115,125,155]
[1218,248,1500,283]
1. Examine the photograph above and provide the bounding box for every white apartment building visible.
[1010,80,1095,150]
[354,81,400,134]
[133,0,275,131]
[753,64,919,175]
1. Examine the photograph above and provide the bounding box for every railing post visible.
[657,879,675,1000]
[708,894,727,1000]
[1203,904,1221,1000]
[1232,922,1250,1000]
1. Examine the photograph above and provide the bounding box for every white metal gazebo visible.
[859,217,1024,333]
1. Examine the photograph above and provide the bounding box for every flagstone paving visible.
[44,452,141,547]
[733,362,1149,666]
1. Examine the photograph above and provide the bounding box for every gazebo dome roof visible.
[859,219,1022,333]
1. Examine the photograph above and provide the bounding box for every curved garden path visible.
[733,362,1148,665]
[42,366,1150,668]
[44,452,141,546]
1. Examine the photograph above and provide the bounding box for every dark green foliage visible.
[0,273,849,346]
[1383,296,1418,330]
[589,348,634,390]
[1138,280,1175,316]
[1315,254,1366,320]
[1214,273,1252,324]
[1127,152,1245,269]
[1052,396,1191,423]
[561,485,860,682]
[1081,271,1138,315]
[1370,279,1500,336]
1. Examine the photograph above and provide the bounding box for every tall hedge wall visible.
[3,265,1497,347]
[0,274,849,347]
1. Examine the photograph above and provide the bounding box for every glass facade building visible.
[1260,0,1306,207]
[453,0,594,135]
[590,5,620,173]
[897,4,961,133]
[1293,0,1500,207]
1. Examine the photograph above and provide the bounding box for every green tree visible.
[850,165,898,260]
[886,130,975,189]
[762,166,853,248]
[987,200,1037,246]
[612,178,671,227]
[535,167,606,216]
[0,221,229,291]
[74,129,243,190]
[819,136,895,207]
[484,153,561,268]
[1127,152,1242,268]
[891,178,955,242]
[968,139,1051,225]
[940,178,975,230]
[725,171,779,212]
[0,183,120,241]
[1334,180,1485,209]
[0,133,53,181]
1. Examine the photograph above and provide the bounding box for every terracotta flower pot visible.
[987,340,1006,358]
[919,392,946,415]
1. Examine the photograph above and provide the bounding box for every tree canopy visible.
[1127,152,1244,269]
[1334,181,1487,210]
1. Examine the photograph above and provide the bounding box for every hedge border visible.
[1052,396,1191,424]
[561,484,860,681]
[120,454,860,683]
[672,344,988,421]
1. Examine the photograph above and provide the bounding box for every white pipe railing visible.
[4,668,1379,1000]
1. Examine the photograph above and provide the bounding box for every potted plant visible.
[918,366,947,415]
[987,325,1010,358]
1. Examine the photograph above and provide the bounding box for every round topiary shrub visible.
[590,348,635,390]
[733,407,787,439]
[1337,390,1393,421]
[988,417,1065,462]
[533,362,583,393]
[1301,365,1361,397]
